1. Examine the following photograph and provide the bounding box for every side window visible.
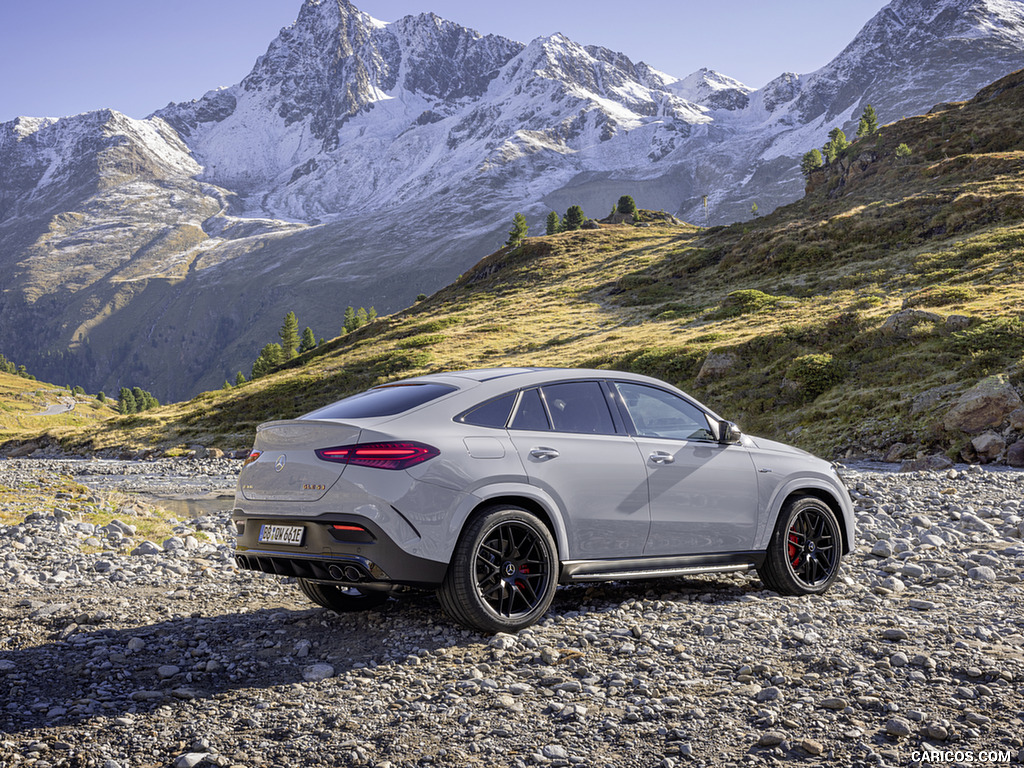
[460,393,516,428]
[615,382,715,441]
[509,388,550,431]
[541,381,617,435]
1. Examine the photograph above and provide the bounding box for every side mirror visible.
[718,420,742,445]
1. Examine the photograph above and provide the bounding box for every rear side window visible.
[510,388,550,431]
[541,381,616,435]
[302,383,456,420]
[459,392,516,428]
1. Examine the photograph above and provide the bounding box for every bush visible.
[787,354,845,398]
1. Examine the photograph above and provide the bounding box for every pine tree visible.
[801,148,824,177]
[823,127,849,163]
[343,306,357,333]
[367,307,377,323]
[235,371,247,386]
[356,307,368,327]
[252,343,283,379]
[616,195,637,217]
[505,212,529,248]
[223,380,232,390]
[857,104,878,137]
[895,143,912,162]
[279,311,300,359]
[118,387,137,415]
[97,391,106,403]
[545,211,561,235]
[563,205,586,231]
[299,327,317,353]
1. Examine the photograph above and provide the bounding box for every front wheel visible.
[297,578,389,612]
[758,496,842,595]
[438,506,558,633]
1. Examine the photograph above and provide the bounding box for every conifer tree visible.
[857,104,878,137]
[367,307,377,323]
[299,327,317,353]
[616,195,637,217]
[545,211,561,235]
[823,128,849,163]
[801,148,824,177]
[252,343,283,379]
[279,311,300,359]
[563,205,586,231]
[343,306,357,333]
[356,307,368,327]
[118,387,137,415]
[235,371,247,386]
[505,212,529,248]
[223,380,232,390]
[97,392,106,403]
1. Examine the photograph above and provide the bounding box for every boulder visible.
[971,431,1005,463]
[1010,408,1024,431]
[883,443,911,463]
[696,351,740,384]
[1007,440,1024,469]
[881,309,942,338]
[943,376,1023,434]
[945,315,972,332]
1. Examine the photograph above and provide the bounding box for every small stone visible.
[820,697,847,710]
[968,566,996,582]
[871,540,893,558]
[174,754,210,768]
[758,732,786,747]
[542,745,568,759]
[157,665,180,679]
[882,628,909,641]
[755,687,782,702]
[886,717,913,738]
[799,739,824,756]
[302,664,335,682]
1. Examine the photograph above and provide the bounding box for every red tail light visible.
[243,450,262,467]
[315,441,439,470]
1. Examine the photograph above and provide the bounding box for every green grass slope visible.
[12,69,1024,463]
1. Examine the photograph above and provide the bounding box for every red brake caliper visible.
[788,530,800,566]
[515,565,530,591]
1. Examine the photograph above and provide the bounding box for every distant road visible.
[35,395,76,416]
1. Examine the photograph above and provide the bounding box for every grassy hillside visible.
[0,372,116,449]
[9,69,1024,462]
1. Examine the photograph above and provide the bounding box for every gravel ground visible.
[1,460,1023,768]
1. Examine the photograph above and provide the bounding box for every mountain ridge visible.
[1,0,1023,401]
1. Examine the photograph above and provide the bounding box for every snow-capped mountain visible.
[1,0,1022,400]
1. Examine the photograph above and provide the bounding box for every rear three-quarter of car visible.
[232,367,854,632]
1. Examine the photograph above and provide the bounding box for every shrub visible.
[787,354,845,398]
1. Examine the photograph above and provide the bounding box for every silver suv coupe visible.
[233,368,853,632]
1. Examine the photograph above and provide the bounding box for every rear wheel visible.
[758,496,842,595]
[297,577,389,612]
[438,506,558,633]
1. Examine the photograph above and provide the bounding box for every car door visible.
[613,381,760,556]
[507,381,650,560]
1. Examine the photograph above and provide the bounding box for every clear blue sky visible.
[0,0,888,124]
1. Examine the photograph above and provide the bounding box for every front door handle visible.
[649,451,675,465]
[529,447,560,460]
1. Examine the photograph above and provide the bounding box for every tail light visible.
[315,441,439,470]
[243,450,262,467]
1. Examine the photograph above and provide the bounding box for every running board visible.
[560,552,762,583]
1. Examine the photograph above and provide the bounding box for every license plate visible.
[258,524,305,546]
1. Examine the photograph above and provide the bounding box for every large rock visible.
[881,309,942,339]
[696,351,740,384]
[943,376,1023,434]
[1007,440,1024,469]
[971,432,1005,463]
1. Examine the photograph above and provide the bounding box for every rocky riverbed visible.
[1,460,1023,768]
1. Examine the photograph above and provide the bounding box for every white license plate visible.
[258,524,305,546]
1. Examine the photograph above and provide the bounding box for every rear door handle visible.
[529,447,560,460]
[649,451,675,464]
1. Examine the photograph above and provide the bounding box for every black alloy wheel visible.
[758,496,842,596]
[438,506,558,633]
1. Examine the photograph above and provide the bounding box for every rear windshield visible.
[302,383,456,420]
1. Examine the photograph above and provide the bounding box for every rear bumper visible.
[232,510,448,589]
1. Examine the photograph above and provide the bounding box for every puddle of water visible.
[136,495,236,520]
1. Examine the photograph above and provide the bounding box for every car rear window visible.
[302,383,456,420]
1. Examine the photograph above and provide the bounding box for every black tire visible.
[438,506,558,633]
[297,577,389,612]
[758,496,842,596]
